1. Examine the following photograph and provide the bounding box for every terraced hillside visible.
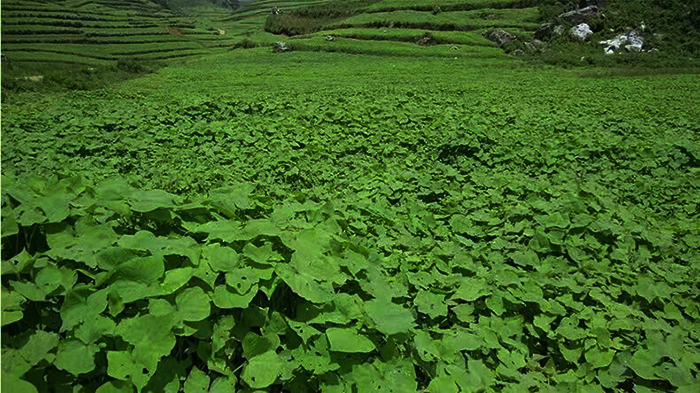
[256,0,540,59]
[1,0,539,69]
[0,0,320,67]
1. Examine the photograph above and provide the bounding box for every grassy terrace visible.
[287,36,508,58]
[362,0,533,12]
[0,0,229,67]
[324,7,540,31]
[306,28,499,47]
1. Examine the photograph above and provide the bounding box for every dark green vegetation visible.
[3,48,700,391]
[2,0,700,393]
[536,0,700,67]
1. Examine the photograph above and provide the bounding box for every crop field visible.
[0,0,237,66]
[2,1,700,393]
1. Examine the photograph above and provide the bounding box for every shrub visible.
[231,38,258,50]
[116,57,150,74]
[264,14,318,36]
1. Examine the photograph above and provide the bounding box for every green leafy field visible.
[2,47,700,392]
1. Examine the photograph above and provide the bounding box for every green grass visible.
[1,51,114,66]
[307,27,499,46]
[326,7,540,31]
[363,0,531,12]
[287,35,508,57]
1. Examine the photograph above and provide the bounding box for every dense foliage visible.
[538,0,700,57]
[2,69,700,391]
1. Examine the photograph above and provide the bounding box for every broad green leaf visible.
[225,267,259,294]
[0,371,38,393]
[161,267,195,295]
[594,327,611,349]
[55,340,99,375]
[75,315,116,344]
[115,314,177,371]
[510,250,540,268]
[19,330,59,367]
[96,247,138,271]
[352,359,417,393]
[276,263,335,304]
[326,327,375,353]
[545,212,570,228]
[203,244,240,273]
[366,298,414,335]
[629,349,663,380]
[209,376,237,393]
[11,281,45,302]
[452,277,491,301]
[183,366,209,393]
[149,298,175,317]
[414,330,440,362]
[449,214,472,233]
[485,293,505,316]
[414,290,447,318]
[585,346,615,369]
[60,287,109,332]
[212,284,258,309]
[243,242,276,265]
[427,374,459,393]
[559,341,583,363]
[130,189,175,212]
[241,351,283,389]
[195,220,243,243]
[534,314,556,332]
[287,319,322,344]
[239,219,281,240]
[1,209,19,238]
[176,287,211,322]
[95,380,133,393]
[107,350,151,390]
[210,183,255,213]
[111,255,165,284]
[40,196,71,223]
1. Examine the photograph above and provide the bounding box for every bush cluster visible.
[264,14,319,36]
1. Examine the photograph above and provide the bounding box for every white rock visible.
[570,23,593,42]
[600,30,643,54]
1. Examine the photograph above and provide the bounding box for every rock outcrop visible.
[484,28,516,47]
[600,30,644,54]
[558,6,599,25]
[570,23,593,42]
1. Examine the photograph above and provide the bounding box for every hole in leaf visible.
[142,368,149,374]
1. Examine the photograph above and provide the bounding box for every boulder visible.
[416,32,436,46]
[535,23,554,40]
[524,39,545,54]
[599,30,643,54]
[553,25,565,36]
[570,23,593,42]
[273,42,289,52]
[625,30,643,52]
[558,5,598,25]
[484,28,516,47]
